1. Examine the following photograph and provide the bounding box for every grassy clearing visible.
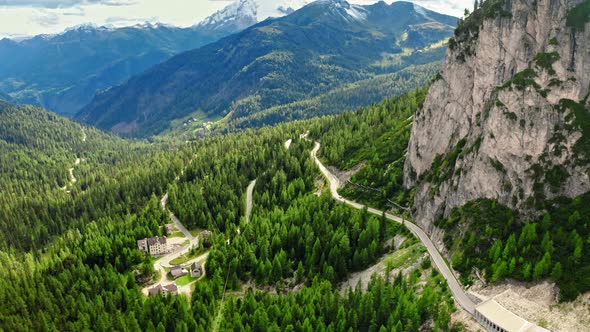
[175,274,199,286]
[168,231,185,238]
[211,300,226,332]
[385,243,426,271]
[149,256,161,264]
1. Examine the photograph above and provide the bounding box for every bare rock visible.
[405,0,590,242]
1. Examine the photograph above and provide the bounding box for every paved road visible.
[311,142,476,314]
[245,180,256,223]
[161,193,197,243]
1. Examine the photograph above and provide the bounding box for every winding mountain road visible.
[311,142,476,314]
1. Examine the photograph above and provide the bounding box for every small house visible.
[148,283,178,296]
[148,284,163,296]
[163,284,178,296]
[170,265,188,279]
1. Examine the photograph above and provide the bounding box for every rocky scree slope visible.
[404,0,590,243]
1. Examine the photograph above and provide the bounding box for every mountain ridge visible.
[77,0,457,137]
[0,16,247,117]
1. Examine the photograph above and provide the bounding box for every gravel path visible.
[245,180,256,223]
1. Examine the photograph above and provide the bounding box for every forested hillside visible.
[435,197,590,301]
[0,91,12,103]
[2,0,589,330]
[0,94,461,330]
[309,86,428,211]
[0,101,183,250]
[226,63,438,131]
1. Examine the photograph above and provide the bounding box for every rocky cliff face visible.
[404,0,590,245]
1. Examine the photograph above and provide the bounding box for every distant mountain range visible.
[77,0,457,137]
[0,23,234,117]
[0,0,320,117]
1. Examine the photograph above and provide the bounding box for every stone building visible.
[137,236,168,256]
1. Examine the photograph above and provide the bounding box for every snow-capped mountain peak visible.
[330,0,367,22]
[195,0,257,31]
[195,0,313,32]
[63,23,117,33]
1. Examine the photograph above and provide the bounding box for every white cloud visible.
[0,0,469,38]
[0,0,233,37]
[351,0,470,17]
[0,0,135,8]
[404,0,472,17]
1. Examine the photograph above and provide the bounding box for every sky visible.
[0,0,471,39]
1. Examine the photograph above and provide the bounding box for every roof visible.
[163,284,177,291]
[170,266,187,278]
[147,236,166,245]
[475,299,548,332]
[191,262,202,270]
[149,283,178,295]
[148,285,163,295]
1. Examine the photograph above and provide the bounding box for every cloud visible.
[0,0,467,39]
[350,0,470,17]
[105,15,158,25]
[0,0,234,37]
[61,6,85,15]
[400,0,471,16]
[33,9,60,26]
[0,0,135,8]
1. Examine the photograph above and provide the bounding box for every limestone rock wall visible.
[404,0,590,246]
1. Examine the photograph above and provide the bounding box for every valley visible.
[1,0,590,331]
[76,1,455,137]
